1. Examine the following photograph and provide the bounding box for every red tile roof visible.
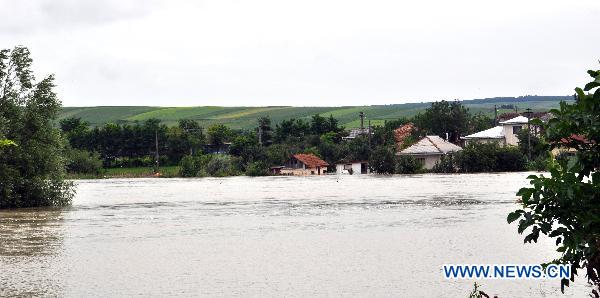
[293,154,329,168]
[559,134,590,144]
[394,123,415,145]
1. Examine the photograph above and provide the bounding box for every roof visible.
[559,134,591,144]
[343,128,373,139]
[293,154,329,167]
[397,135,462,155]
[394,123,415,144]
[499,116,529,125]
[462,126,504,139]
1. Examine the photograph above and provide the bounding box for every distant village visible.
[57,99,578,178]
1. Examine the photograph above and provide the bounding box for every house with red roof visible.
[279,153,329,176]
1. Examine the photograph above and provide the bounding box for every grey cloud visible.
[0,0,159,34]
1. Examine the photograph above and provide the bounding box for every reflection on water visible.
[0,173,592,297]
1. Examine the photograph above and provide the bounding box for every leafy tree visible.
[468,113,494,134]
[178,119,205,155]
[205,154,236,177]
[347,136,371,161]
[257,116,273,146]
[207,124,233,146]
[274,118,310,142]
[0,46,74,208]
[369,146,396,174]
[414,100,469,143]
[431,154,456,173]
[516,128,548,161]
[179,155,202,177]
[65,148,103,175]
[508,68,600,295]
[245,161,269,176]
[395,155,423,174]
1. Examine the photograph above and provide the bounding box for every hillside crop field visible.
[59,96,573,130]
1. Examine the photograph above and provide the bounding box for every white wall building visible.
[335,161,369,175]
[462,115,530,147]
[396,135,462,169]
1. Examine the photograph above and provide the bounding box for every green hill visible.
[59,96,573,130]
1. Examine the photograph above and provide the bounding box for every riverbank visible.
[67,166,181,179]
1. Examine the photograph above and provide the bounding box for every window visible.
[343,164,352,170]
[512,126,522,134]
[416,158,425,165]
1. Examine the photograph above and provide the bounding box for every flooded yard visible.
[0,173,592,297]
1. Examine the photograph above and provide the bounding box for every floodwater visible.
[0,173,593,297]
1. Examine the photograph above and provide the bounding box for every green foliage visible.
[205,154,237,177]
[245,161,269,176]
[413,100,470,143]
[395,155,423,174]
[0,139,16,147]
[431,154,456,173]
[179,155,202,177]
[0,46,74,208]
[454,142,526,172]
[516,128,549,160]
[207,124,233,146]
[65,148,103,175]
[508,68,600,294]
[369,146,396,174]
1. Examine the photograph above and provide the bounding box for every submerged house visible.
[461,115,531,147]
[280,153,329,176]
[335,161,369,175]
[396,135,462,169]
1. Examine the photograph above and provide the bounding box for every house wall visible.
[503,124,532,146]
[281,166,326,176]
[336,163,369,174]
[464,138,506,147]
[405,154,441,170]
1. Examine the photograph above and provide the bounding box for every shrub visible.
[65,148,104,175]
[245,161,269,176]
[369,146,396,174]
[431,154,456,173]
[495,146,527,172]
[205,155,236,177]
[179,155,201,177]
[395,155,423,174]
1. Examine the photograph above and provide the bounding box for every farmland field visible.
[58,96,573,129]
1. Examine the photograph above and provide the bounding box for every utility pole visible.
[258,124,263,147]
[493,105,498,126]
[359,111,365,130]
[154,129,160,174]
[368,120,371,148]
[525,108,532,160]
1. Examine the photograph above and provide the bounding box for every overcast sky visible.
[1,0,598,107]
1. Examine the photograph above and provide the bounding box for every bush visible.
[431,154,456,173]
[369,146,395,174]
[454,142,527,172]
[395,155,423,174]
[205,155,236,177]
[454,143,498,172]
[245,161,269,176]
[179,155,201,177]
[495,146,527,172]
[65,149,104,175]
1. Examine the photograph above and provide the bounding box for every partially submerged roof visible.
[462,126,504,139]
[499,115,529,125]
[293,154,329,167]
[397,135,462,155]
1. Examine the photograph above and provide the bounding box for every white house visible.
[396,135,462,169]
[462,115,530,147]
[335,161,369,175]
